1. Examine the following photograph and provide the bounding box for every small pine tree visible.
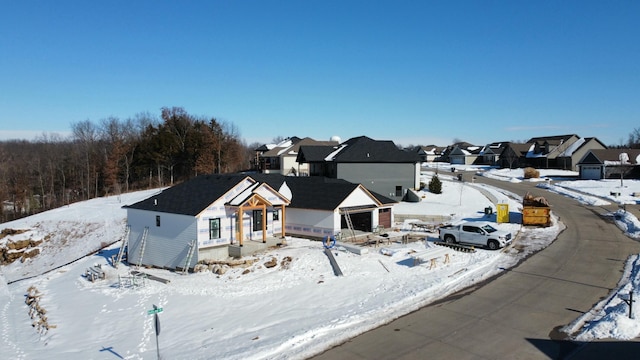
[428,174,442,194]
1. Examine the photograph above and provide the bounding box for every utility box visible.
[522,193,551,227]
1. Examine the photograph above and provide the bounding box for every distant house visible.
[496,142,531,169]
[256,137,339,176]
[577,149,640,180]
[476,142,503,166]
[415,145,446,163]
[522,134,581,168]
[446,142,482,165]
[555,137,607,171]
[297,136,421,201]
[521,134,608,170]
[477,142,531,167]
[123,174,395,269]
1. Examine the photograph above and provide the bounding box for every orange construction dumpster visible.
[522,193,551,227]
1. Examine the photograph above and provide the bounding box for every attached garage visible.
[341,211,373,232]
[580,165,602,180]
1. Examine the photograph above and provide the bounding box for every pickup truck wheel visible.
[487,240,499,250]
[444,235,455,244]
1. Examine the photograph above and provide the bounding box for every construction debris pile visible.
[523,193,550,207]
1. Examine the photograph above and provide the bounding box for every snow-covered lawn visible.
[1,167,639,359]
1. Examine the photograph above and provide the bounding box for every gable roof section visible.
[449,146,470,156]
[124,174,248,215]
[509,143,531,156]
[296,145,337,162]
[527,134,578,145]
[261,137,338,157]
[228,182,290,208]
[320,136,420,163]
[250,174,396,210]
[578,149,640,165]
[420,145,446,155]
[572,137,607,153]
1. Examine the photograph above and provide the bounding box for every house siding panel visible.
[127,209,197,269]
[285,208,338,238]
[197,202,233,248]
[337,163,415,199]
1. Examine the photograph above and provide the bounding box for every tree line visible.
[0,107,258,223]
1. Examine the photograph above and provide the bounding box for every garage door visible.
[342,212,372,232]
[378,208,391,228]
[581,166,601,180]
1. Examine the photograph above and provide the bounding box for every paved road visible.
[312,176,640,359]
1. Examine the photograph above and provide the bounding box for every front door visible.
[253,210,263,232]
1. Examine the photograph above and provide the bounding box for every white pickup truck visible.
[438,221,513,250]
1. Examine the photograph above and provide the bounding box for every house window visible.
[273,210,279,221]
[155,215,161,227]
[253,210,263,231]
[209,218,221,239]
[395,186,402,197]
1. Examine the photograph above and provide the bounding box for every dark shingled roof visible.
[527,134,578,146]
[298,136,420,163]
[250,174,396,210]
[332,136,420,162]
[124,174,249,215]
[297,145,339,162]
[579,149,640,165]
[124,173,397,215]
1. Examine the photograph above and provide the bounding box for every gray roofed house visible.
[496,142,531,169]
[523,134,581,168]
[297,136,422,201]
[256,137,339,176]
[122,173,396,270]
[555,137,607,171]
[414,145,446,162]
[577,149,640,180]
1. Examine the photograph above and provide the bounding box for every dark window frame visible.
[209,218,221,239]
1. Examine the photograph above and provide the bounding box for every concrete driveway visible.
[311,175,640,359]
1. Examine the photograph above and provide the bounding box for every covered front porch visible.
[228,181,290,247]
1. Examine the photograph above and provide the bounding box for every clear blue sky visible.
[1,1,638,147]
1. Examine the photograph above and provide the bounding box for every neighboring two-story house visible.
[256,137,339,176]
[520,134,608,170]
[522,134,581,169]
[296,136,421,201]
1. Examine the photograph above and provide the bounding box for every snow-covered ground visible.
[0,167,639,359]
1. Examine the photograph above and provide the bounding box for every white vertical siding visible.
[127,209,197,269]
[284,208,338,238]
[197,199,232,248]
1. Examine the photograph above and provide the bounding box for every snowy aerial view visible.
[1,167,640,360]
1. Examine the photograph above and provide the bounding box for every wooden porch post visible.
[281,205,286,237]
[262,203,267,243]
[237,206,244,247]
